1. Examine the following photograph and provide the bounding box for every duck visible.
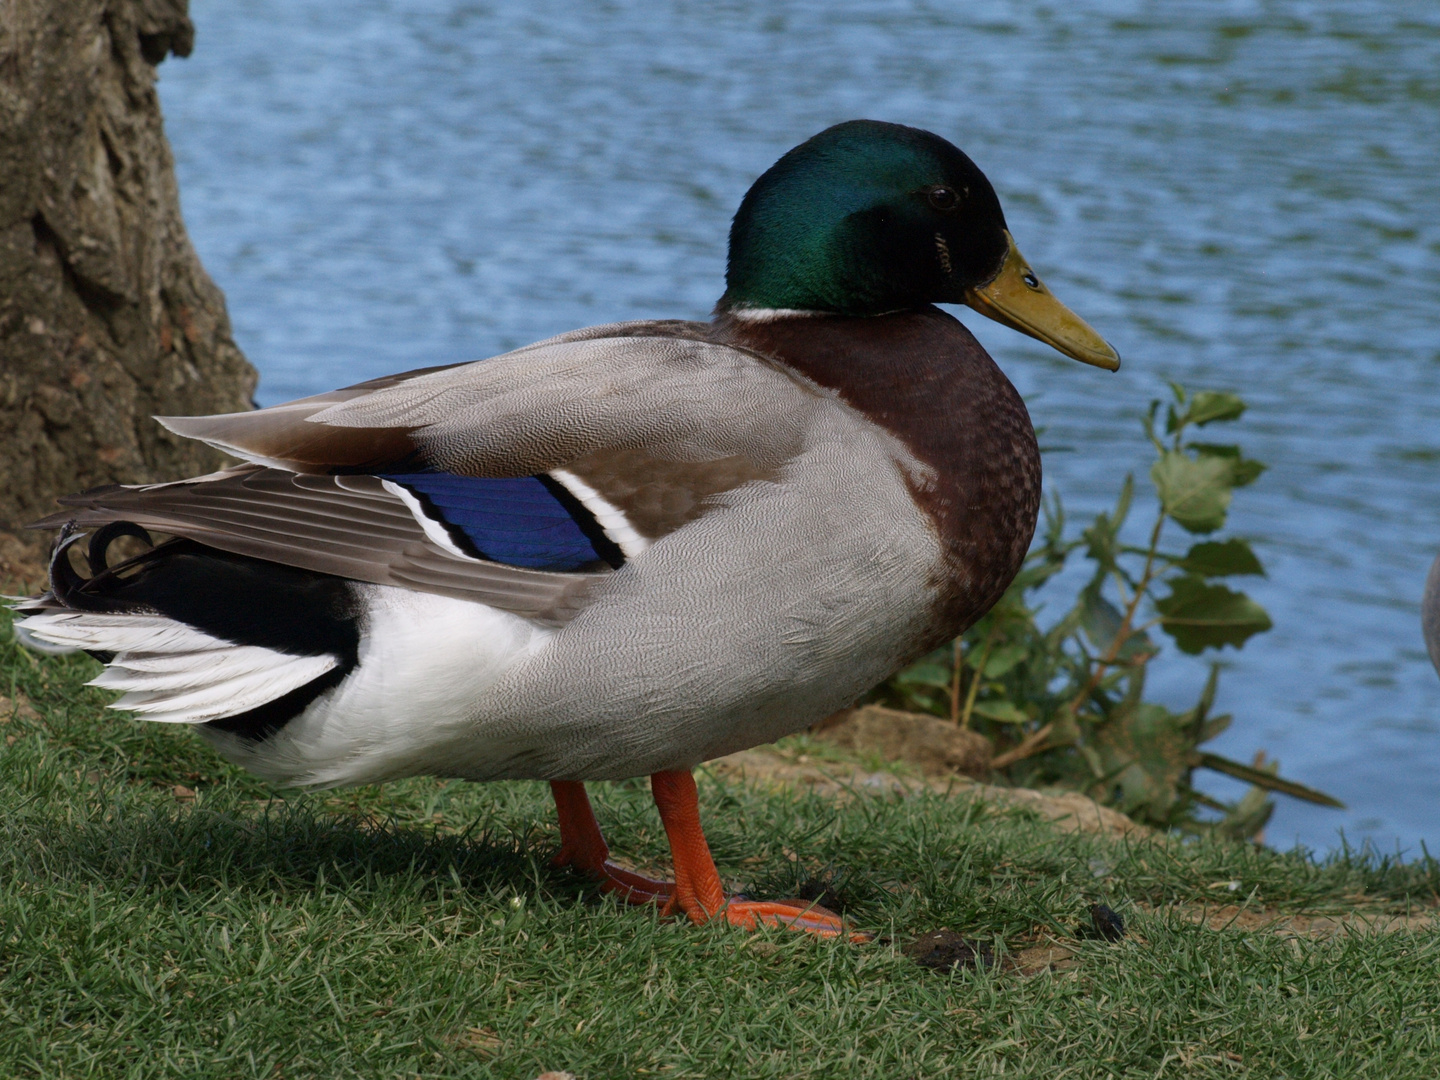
[17,120,1119,937]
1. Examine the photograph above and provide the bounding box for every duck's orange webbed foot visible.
[717,899,863,939]
[649,770,869,942]
[549,780,673,906]
[549,773,867,941]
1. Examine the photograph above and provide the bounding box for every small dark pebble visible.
[1086,903,1126,942]
[904,930,995,973]
[791,875,852,915]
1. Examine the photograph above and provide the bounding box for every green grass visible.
[3,617,1439,1079]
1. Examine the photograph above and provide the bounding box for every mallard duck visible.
[18,120,1118,936]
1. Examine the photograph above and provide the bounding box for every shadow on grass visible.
[3,794,580,909]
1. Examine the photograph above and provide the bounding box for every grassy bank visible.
[3,621,1439,1079]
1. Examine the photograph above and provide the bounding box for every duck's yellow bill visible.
[963,232,1121,371]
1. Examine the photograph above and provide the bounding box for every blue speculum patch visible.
[381,473,604,571]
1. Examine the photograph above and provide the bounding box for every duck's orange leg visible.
[649,769,861,939]
[549,780,673,906]
[551,774,861,939]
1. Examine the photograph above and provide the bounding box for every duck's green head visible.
[720,120,1119,370]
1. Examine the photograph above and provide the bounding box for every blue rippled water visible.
[160,0,1440,853]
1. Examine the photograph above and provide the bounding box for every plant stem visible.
[949,638,962,723]
[1076,507,1165,707]
[991,722,1054,769]
[994,507,1167,772]
[958,622,998,729]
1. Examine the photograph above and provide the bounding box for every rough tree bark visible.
[0,0,256,586]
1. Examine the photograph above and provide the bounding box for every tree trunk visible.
[0,0,256,588]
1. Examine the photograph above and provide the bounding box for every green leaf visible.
[1151,450,1235,533]
[1165,389,1244,434]
[1143,400,1164,448]
[1196,753,1345,808]
[1214,785,1276,841]
[1047,710,1082,748]
[1080,588,1125,651]
[1112,473,1134,530]
[1081,478,1132,572]
[970,699,1030,725]
[1189,443,1266,487]
[1011,558,1067,592]
[1089,703,1192,819]
[1195,662,1220,719]
[1175,538,1265,577]
[1200,712,1233,742]
[1154,576,1273,654]
[1075,587,1155,662]
[1231,459,1265,487]
[1184,390,1246,427]
[893,662,953,692]
[1082,517,1119,571]
[1162,385,1187,434]
[981,643,1028,679]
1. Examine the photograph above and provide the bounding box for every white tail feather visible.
[17,612,338,724]
[91,646,321,692]
[18,613,229,655]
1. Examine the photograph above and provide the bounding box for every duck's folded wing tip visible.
[21,469,605,626]
[154,409,419,473]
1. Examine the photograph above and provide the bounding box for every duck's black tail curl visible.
[33,522,363,663]
[44,520,172,613]
[19,522,365,742]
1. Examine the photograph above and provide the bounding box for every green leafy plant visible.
[877,384,1341,839]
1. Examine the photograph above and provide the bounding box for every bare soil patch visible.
[1163,903,1438,937]
[709,705,1144,840]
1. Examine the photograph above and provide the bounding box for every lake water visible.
[160,0,1440,854]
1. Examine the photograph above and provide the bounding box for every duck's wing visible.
[39,468,600,623]
[31,323,817,625]
[153,320,808,481]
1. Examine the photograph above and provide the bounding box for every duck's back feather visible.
[153,325,810,480]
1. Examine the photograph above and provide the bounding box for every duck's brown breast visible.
[716,305,1041,648]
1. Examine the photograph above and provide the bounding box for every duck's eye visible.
[927,186,959,211]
